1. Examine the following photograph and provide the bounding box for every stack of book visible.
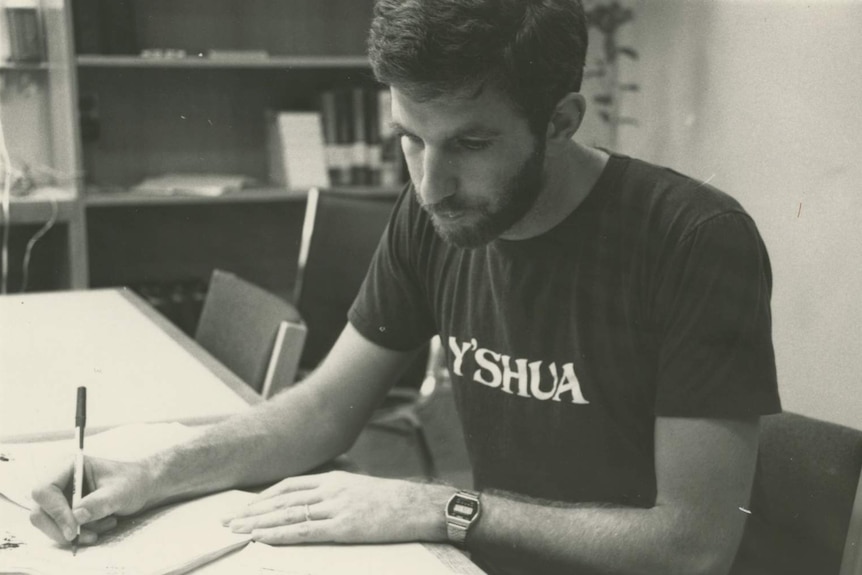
[266,87,406,193]
[319,86,405,188]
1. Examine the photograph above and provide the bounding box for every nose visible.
[417,147,456,205]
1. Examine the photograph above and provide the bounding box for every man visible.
[31,1,781,574]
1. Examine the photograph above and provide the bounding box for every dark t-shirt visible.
[349,154,781,509]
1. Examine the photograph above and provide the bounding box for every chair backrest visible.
[732,412,862,575]
[294,188,397,368]
[293,188,427,388]
[196,269,306,397]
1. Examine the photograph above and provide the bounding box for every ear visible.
[545,93,586,143]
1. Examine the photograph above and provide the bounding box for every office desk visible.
[0,288,260,443]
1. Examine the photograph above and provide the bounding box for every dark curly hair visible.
[368,0,588,136]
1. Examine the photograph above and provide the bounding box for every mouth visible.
[431,209,469,224]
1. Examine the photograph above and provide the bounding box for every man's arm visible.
[30,323,418,544]
[228,416,758,575]
[147,323,419,500]
[465,416,759,575]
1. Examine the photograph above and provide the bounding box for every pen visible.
[72,386,86,556]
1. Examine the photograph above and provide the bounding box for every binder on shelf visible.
[350,87,370,185]
[320,90,350,187]
[70,0,136,55]
[365,88,383,186]
[3,0,45,62]
[266,110,330,192]
[378,88,405,187]
[0,8,7,63]
[319,87,406,191]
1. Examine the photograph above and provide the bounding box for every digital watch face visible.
[447,495,479,520]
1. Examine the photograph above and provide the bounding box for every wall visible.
[615,0,861,428]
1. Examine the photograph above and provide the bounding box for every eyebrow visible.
[389,121,503,139]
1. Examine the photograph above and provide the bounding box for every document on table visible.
[0,490,253,575]
[0,422,203,510]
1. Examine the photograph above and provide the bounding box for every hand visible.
[30,456,157,546]
[225,471,452,545]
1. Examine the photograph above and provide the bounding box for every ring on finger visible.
[304,503,311,522]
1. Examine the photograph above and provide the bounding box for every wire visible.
[0,96,78,294]
[0,100,12,295]
[20,194,58,292]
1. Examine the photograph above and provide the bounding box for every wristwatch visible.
[445,490,481,545]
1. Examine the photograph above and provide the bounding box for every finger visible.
[228,490,321,523]
[229,505,308,534]
[83,515,118,535]
[78,529,99,546]
[73,486,124,525]
[251,518,336,545]
[29,507,73,545]
[30,470,77,542]
[256,474,327,499]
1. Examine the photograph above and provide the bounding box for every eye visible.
[458,138,492,151]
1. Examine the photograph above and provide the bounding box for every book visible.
[378,88,405,187]
[319,89,353,186]
[266,111,330,192]
[350,87,370,185]
[366,88,384,186]
[3,0,45,62]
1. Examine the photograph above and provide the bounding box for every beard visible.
[418,142,546,248]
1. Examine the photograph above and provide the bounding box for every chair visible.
[731,412,862,575]
[195,269,307,399]
[292,187,438,478]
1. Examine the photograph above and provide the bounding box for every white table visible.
[0,288,260,443]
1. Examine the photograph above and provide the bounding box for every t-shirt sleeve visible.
[347,188,437,351]
[654,212,781,418]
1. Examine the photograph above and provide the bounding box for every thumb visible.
[74,485,124,525]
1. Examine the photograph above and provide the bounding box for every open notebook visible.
[0,423,484,575]
[0,491,482,575]
[0,490,253,575]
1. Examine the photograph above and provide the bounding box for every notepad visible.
[0,490,254,575]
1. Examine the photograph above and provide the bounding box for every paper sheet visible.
[0,422,203,510]
[0,490,253,575]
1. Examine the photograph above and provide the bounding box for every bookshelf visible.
[4,0,402,299]
[68,0,403,306]
[76,54,372,69]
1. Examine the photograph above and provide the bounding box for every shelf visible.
[85,185,401,207]
[86,186,306,206]
[5,187,77,224]
[77,54,371,70]
[0,62,49,71]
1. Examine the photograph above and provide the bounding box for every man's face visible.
[390,86,545,247]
